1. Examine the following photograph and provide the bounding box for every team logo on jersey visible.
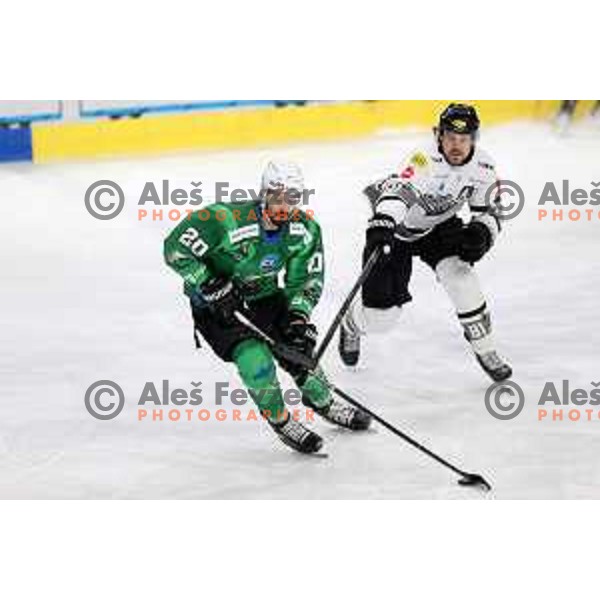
[289,222,313,245]
[260,254,281,273]
[289,222,307,236]
[410,152,428,167]
[229,224,260,245]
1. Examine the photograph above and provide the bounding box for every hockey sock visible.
[296,367,332,409]
[435,257,495,354]
[457,302,495,355]
[232,339,287,422]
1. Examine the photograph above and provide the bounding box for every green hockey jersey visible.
[164,202,324,317]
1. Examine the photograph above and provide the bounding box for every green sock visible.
[233,339,287,422]
[297,367,332,409]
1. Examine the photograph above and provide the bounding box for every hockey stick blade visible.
[457,473,492,492]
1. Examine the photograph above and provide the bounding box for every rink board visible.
[29,100,590,163]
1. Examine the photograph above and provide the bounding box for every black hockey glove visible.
[459,221,492,263]
[278,311,318,380]
[367,213,396,250]
[281,312,318,358]
[198,276,241,326]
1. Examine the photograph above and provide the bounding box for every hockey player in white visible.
[339,103,512,382]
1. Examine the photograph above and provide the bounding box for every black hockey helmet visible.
[437,103,480,138]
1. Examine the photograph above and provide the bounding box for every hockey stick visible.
[325,386,492,491]
[314,244,386,363]
[234,311,492,492]
[234,311,316,372]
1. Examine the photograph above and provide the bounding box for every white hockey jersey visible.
[364,143,501,243]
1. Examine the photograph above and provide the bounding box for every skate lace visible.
[342,314,361,349]
[326,400,356,427]
[279,419,310,443]
[480,351,505,371]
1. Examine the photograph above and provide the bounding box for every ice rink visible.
[2,121,599,499]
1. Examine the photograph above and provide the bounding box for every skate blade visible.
[289,450,329,459]
[329,425,378,435]
[312,452,329,459]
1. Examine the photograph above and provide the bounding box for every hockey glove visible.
[459,221,492,263]
[281,312,318,358]
[198,276,241,326]
[278,312,318,380]
[367,213,396,250]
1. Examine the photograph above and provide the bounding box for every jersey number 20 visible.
[179,227,209,258]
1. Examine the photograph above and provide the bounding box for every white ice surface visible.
[1,121,599,499]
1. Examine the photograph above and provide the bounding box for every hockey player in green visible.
[164,161,371,453]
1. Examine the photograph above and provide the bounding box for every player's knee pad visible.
[435,256,485,314]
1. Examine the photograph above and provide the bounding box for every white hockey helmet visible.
[261,161,304,194]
